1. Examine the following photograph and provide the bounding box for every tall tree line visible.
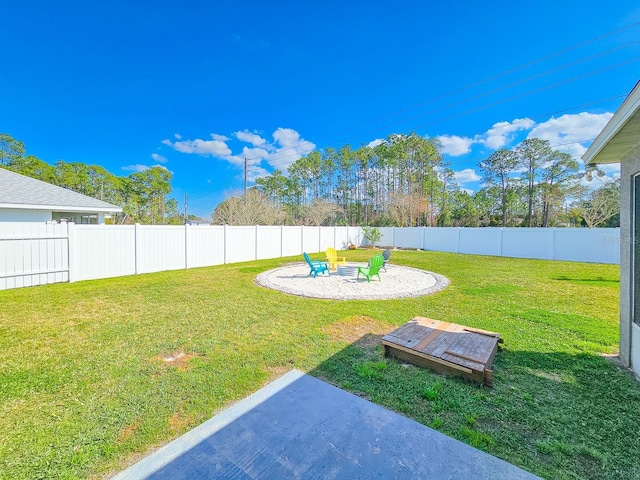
[1,132,616,228]
[253,133,454,227]
[0,133,180,224]
[240,134,618,228]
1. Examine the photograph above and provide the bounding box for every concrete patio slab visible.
[112,370,539,480]
[255,262,449,300]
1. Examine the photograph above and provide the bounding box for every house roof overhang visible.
[0,203,123,213]
[583,80,640,166]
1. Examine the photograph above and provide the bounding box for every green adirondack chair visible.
[357,254,384,282]
[303,252,330,278]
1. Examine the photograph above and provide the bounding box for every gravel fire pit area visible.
[255,262,449,300]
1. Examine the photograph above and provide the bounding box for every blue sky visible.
[2,1,639,218]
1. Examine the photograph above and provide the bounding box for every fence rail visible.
[0,223,619,291]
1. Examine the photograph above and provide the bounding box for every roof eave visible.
[583,80,640,166]
[0,203,123,213]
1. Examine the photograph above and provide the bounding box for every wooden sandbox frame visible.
[382,317,502,386]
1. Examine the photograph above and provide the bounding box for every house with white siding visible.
[0,168,122,224]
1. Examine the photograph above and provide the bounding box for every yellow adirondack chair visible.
[325,247,347,271]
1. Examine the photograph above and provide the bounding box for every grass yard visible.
[0,250,637,479]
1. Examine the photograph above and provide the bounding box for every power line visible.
[179,21,640,178]
[235,51,638,171]
[333,29,640,137]
[185,22,640,200]
[406,56,640,133]
[262,55,636,172]
[334,39,640,142]
[442,138,598,170]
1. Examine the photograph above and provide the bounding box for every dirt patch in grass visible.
[265,364,293,381]
[168,411,194,432]
[117,418,142,444]
[322,315,392,349]
[532,370,565,382]
[151,351,201,372]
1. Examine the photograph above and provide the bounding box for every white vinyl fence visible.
[0,223,362,290]
[0,223,619,291]
[374,227,620,264]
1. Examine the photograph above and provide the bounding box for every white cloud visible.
[267,128,315,168]
[438,135,474,156]
[453,168,481,184]
[163,127,315,181]
[162,134,232,157]
[121,164,168,173]
[235,130,267,147]
[226,146,272,168]
[174,133,182,140]
[598,163,621,174]
[151,153,168,163]
[479,118,535,149]
[122,164,150,172]
[367,138,385,148]
[527,112,613,157]
[273,128,308,148]
[246,165,271,182]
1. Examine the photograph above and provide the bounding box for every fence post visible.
[184,223,189,269]
[391,227,395,248]
[552,228,556,261]
[223,224,228,264]
[280,225,284,257]
[334,225,337,250]
[67,222,76,283]
[301,225,304,254]
[422,226,427,250]
[457,227,461,253]
[134,223,141,274]
[255,225,259,260]
[500,228,504,257]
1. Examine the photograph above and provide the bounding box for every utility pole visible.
[184,193,188,224]
[244,157,247,195]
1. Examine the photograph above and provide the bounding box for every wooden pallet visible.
[382,317,502,386]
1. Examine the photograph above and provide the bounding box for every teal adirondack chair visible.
[303,252,330,278]
[357,254,384,282]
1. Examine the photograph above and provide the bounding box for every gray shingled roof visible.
[0,168,122,211]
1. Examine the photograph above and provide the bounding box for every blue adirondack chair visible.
[303,252,330,278]
[358,254,384,282]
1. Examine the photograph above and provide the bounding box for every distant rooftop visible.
[0,167,122,212]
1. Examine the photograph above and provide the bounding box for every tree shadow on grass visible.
[308,331,640,480]
[551,275,620,286]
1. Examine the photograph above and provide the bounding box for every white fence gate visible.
[0,222,70,290]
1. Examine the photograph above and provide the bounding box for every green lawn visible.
[0,250,636,479]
